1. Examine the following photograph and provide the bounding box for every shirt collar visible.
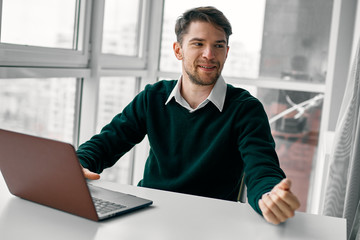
[165,75,227,112]
[208,76,227,112]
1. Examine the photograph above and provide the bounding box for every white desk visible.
[0,176,346,240]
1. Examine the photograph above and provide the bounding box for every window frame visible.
[99,0,151,70]
[308,0,359,214]
[0,0,91,68]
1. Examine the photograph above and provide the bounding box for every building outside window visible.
[0,78,77,144]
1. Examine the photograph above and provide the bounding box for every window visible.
[0,0,88,144]
[93,0,150,184]
[0,0,149,185]
[1,0,356,214]
[259,1,332,83]
[1,0,80,50]
[160,0,333,212]
[235,84,323,211]
[96,77,139,184]
[0,0,88,68]
[0,78,77,143]
[97,77,138,132]
[102,0,142,56]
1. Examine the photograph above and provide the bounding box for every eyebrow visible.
[189,38,227,44]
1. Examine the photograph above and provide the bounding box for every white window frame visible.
[100,0,151,70]
[78,0,164,185]
[308,0,360,214]
[0,0,91,68]
[78,0,157,143]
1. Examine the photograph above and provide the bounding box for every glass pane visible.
[1,0,78,49]
[0,78,77,144]
[234,84,323,212]
[259,1,332,83]
[102,0,141,56]
[97,77,138,184]
[160,0,333,83]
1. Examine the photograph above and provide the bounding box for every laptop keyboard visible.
[92,197,126,215]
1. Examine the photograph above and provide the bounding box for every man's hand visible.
[81,166,101,180]
[258,178,300,224]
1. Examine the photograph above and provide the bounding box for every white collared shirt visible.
[165,75,227,113]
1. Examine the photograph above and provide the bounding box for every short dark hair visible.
[175,6,232,45]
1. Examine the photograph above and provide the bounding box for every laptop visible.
[0,129,153,221]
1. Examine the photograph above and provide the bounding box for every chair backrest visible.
[237,173,247,203]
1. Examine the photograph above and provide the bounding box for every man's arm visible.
[76,86,149,174]
[258,178,300,224]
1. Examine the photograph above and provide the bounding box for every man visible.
[78,6,300,224]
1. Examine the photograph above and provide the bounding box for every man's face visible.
[173,21,229,86]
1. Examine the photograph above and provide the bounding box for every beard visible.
[183,59,222,86]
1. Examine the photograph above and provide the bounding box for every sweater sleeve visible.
[76,87,148,173]
[235,98,285,215]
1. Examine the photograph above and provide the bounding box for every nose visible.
[202,46,215,60]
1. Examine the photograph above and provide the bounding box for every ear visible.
[173,42,183,60]
[225,45,230,59]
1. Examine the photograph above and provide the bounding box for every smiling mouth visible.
[199,65,216,70]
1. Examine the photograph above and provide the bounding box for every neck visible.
[180,76,215,109]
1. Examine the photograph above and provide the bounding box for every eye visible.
[215,44,225,48]
[193,42,203,46]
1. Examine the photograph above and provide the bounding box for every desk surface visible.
[0,176,346,240]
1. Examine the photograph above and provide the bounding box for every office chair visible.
[237,173,247,203]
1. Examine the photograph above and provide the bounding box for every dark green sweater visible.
[77,80,285,214]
